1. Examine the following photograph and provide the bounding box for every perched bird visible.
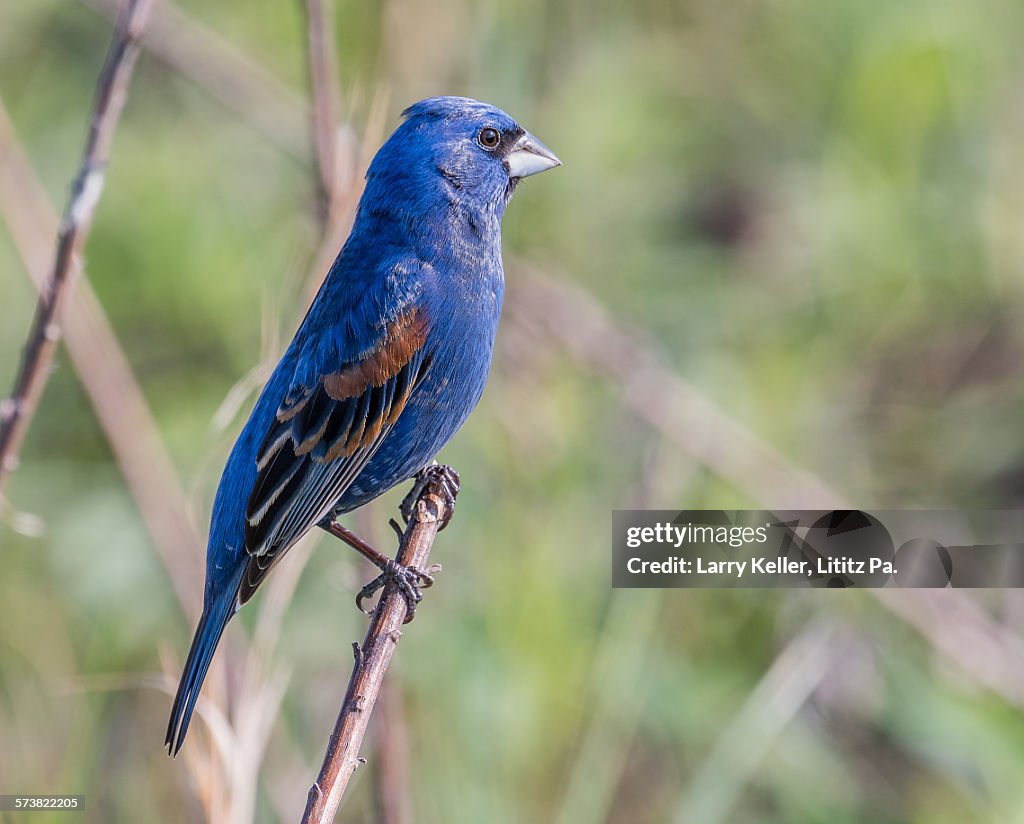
[165,97,560,755]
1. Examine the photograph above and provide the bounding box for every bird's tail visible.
[165,577,241,756]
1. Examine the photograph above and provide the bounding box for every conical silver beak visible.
[505,131,561,179]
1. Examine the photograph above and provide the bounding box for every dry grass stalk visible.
[0,0,154,495]
[303,0,344,225]
[0,97,204,616]
[79,0,309,159]
[301,473,457,824]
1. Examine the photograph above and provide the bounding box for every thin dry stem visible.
[79,0,309,159]
[303,0,344,224]
[301,475,456,824]
[353,504,415,824]
[0,99,204,617]
[0,0,153,495]
[295,12,419,820]
[0,95,313,820]
[299,87,390,311]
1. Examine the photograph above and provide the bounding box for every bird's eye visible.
[478,128,501,150]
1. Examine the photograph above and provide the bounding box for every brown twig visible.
[0,0,153,495]
[353,505,415,824]
[0,33,273,823]
[0,82,302,822]
[0,99,204,617]
[78,0,374,308]
[78,0,309,160]
[301,472,457,824]
[296,11,418,819]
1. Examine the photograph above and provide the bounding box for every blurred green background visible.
[4,0,1024,822]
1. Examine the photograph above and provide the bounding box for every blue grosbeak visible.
[165,97,560,754]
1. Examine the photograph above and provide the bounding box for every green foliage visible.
[3,0,1024,821]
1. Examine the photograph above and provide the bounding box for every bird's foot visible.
[356,558,441,623]
[400,463,461,530]
[330,463,458,622]
[321,519,439,621]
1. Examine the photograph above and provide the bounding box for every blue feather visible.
[166,97,559,753]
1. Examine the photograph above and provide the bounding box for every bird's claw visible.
[355,559,442,623]
[400,463,461,530]
[352,464,457,621]
[398,470,429,524]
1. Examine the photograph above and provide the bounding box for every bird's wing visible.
[239,305,432,603]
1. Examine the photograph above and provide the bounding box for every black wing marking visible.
[238,309,431,604]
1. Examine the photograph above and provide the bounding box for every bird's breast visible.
[333,287,501,512]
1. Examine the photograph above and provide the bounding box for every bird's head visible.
[363,96,561,224]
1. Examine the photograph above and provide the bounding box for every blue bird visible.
[165,97,560,755]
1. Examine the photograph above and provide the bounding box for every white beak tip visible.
[505,131,561,179]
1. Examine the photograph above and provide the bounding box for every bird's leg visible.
[319,520,437,622]
[321,519,392,568]
[400,463,461,530]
